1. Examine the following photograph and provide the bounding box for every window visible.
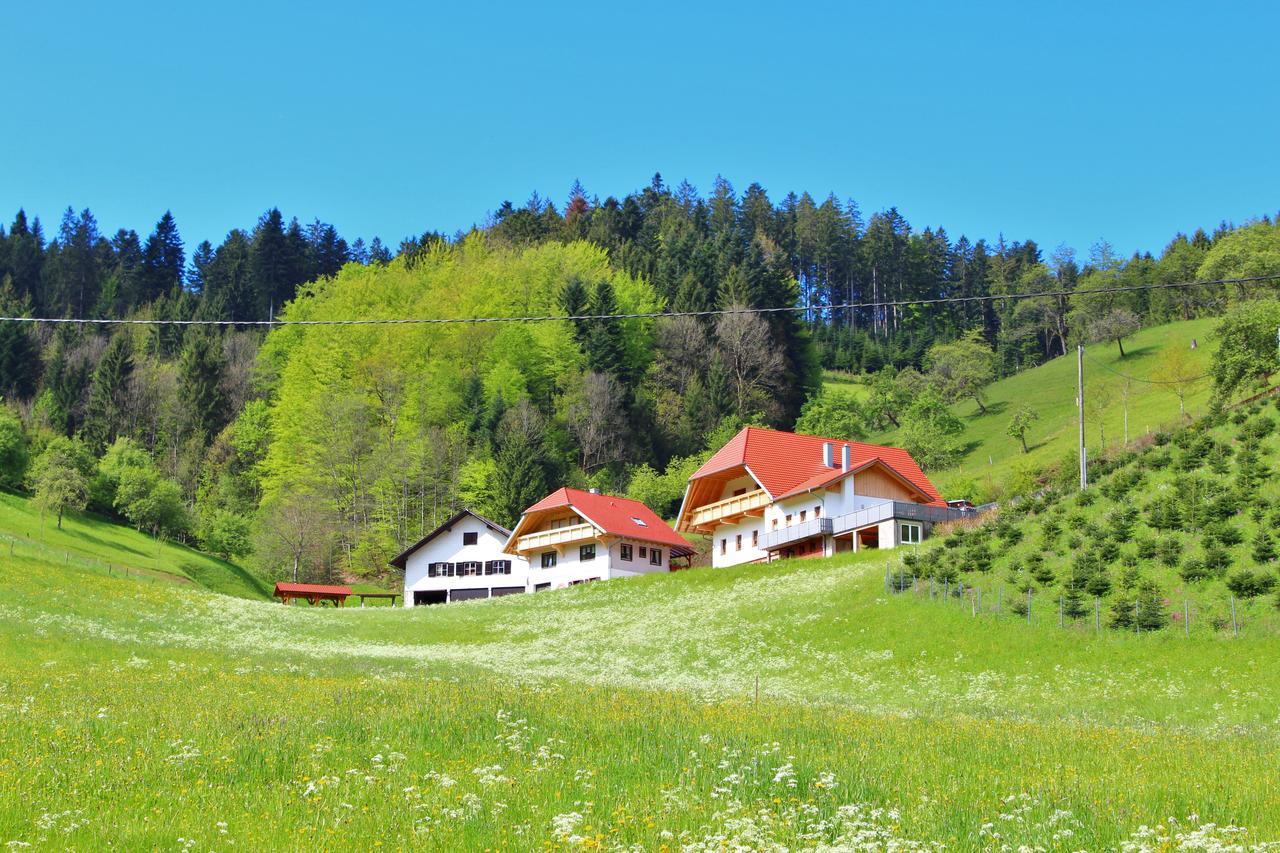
[899,523,922,544]
[771,519,778,530]
[459,560,482,576]
[720,538,727,555]
[639,546,648,558]
[484,560,511,575]
[800,510,807,523]
[631,516,648,527]
[814,506,821,518]
[751,530,758,548]
[580,543,596,561]
[735,534,742,551]
[733,488,746,496]
[620,544,633,561]
[535,582,551,592]
[649,548,662,566]
[541,551,557,568]
[462,531,478,546]
[785,514,793,526]
[428,561,452,578]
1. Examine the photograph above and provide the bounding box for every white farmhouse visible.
[392,509,531,605]
[675,426,977,568]
[503,487,694,589]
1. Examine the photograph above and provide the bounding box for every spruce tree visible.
[142,211,185,302]
[1254,530,1277,564]
[82,331,134,453]
[177,331,227,444]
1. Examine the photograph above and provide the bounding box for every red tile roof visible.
[524,487,694,554]
[274,583,353,596]
[689,426,944,506]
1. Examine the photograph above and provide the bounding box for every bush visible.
[1253,531,1278,564]
[1076,489,1098,507]
[1109,580,1166,632]
[1202,544,1232,575]
[1179,557,1212,583]
[1085,570,1112,597]
[1157,538,1182,568]
[0,410,28,491]
[1226,569,1276,599]
[1135,536,1158,560]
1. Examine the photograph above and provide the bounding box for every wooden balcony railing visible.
[684,489,770,531]
[513,522,597,553]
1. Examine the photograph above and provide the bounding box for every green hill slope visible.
[864,317,1219,497]
[0,492,270,600]
[2,492,1280,847]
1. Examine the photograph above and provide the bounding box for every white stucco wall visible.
[402,516,530,605]
[525,536,673,589]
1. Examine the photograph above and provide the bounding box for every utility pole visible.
[1077,344,1087,490]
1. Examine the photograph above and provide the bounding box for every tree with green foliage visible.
[1253,530,1277,564]
[0,408,28,490]
[177,331,227,444]
[26,436,93,529]
[925,330,996,414]
[899,388,965,471]
[115,465,188,540]
[0,277,40,401]
[198,509,253,559]
[1005,404,1039,453]
[1209,298,1280,401]
[794,389,867,442]
[492,401,554,527]
[82,331,135,453]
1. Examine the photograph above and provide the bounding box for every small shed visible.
[274,582,353,606]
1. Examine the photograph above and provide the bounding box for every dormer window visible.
[631,517,648,527]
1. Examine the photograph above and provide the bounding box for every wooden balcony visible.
[513,522,597,553]
[684,489,770,532]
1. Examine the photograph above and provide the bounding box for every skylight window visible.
[631,516,648,527]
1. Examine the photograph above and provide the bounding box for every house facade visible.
[391,509,531,605]
[504,487,694,589]
[675,426,974,568]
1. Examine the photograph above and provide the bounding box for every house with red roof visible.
[675,426,975,568]
[504,487,695,590]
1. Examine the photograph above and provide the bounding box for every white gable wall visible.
[402,516,530,605]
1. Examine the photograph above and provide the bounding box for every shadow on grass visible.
[61,525,151,559]
[973,400,1008,419]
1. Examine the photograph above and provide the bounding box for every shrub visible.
[1202,544,1233,575]
[1097,540,1120,565]
[1226,569,1276,599]
[1076,489,1098,507]
[1030,561,1056,586]
[1157,538,1182,568]
[1109,580,1166,632]
[1179,557,1212,583]
[1066,534,1083,551]
[1147,450,1172,469]
[1206,522,1243,548]
[1062,585,1089,619]
[1135,536,1158,560]
[1085,570,1112,597]
[1253,530,1278,564]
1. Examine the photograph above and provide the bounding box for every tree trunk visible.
[56,508,63,530]
[1020,435,1028,454]
[1117,337,1126,357]
[292,554,299,583]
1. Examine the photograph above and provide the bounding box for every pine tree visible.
[584,280,627,381]
[177,332,227,444]
[0,277,40,400]
[494,424,551,528]
[141,211,185,302]
[82,331,134,453]
[1254,530,1277,564]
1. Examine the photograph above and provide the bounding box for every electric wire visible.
[0,274,1275,327]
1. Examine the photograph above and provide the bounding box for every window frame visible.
[649,548,662,566]
[462,531,478,546]
[579,543,596,562]
[541,551,557,569]
[899,522,922,544]
[620,544,633,561]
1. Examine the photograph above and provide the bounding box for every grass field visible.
[3,487,1280,849]
[863,318,1221,498]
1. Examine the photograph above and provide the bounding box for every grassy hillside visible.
[0,491,270,600]
[2,501,1280,847]
[864,317,1220,498]
[898,394,1280,638]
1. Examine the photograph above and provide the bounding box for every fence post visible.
[884,565,890,594]
[1184,600,1189,637]
[945,579,950,600]
[1231,595,1238,637]
[1135,600,1141,635]
[997,587,1002,613]
[1026,589,1032,625]
[1094,597,1100,633]
[1058,596,1063,628]
[976,587,982,614]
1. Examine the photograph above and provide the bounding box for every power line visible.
[0,274,1276,328]
[1082,351,1210,385]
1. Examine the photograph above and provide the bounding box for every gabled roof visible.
[389,508,512,569]
[515,487,694,554]
[688,426,944,506]
[773,457,931,503]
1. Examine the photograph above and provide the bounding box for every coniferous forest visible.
[1,175,1278,581]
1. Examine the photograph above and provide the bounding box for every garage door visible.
[490,586,524,597]
[449,588,489,602]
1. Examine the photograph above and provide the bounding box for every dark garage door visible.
[413,590,447,606]
[449,588,489,602]
[490,586,524,597]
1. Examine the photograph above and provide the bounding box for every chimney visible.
[588,487,601,495]
[841,444,851,471]
[822,442,834,468]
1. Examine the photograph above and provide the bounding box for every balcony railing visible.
[760,517,833,551]
[513,522,597,553]
[684,489,770,531]
[830,500,985,535]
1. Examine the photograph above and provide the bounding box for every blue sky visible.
[3,1,1277,260]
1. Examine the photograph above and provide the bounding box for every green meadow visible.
[864,317,1220,498]
[2,486,1280,849]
